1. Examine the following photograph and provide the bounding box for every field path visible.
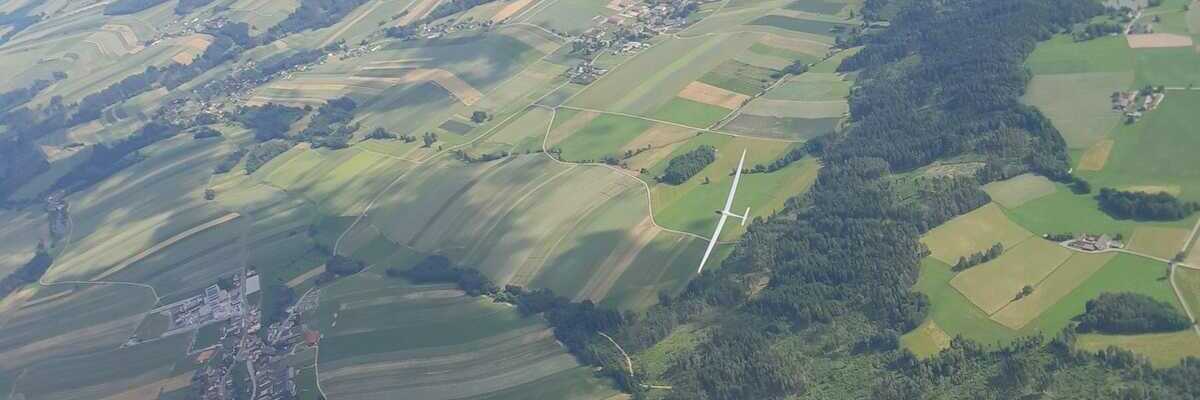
[94,212,242,281]
[1172,217,1200,335]
[319,0,385,47]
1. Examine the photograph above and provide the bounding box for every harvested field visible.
[287,265,326,287]
[921,203,1033,265]
[900,320,953,358]
[990,252,1115,330]
[983,173,1057,209]
[1122,185,1183,196]
[353,67,485,105]
[759,33,828,57]
[171,34,213,65]
[1126,226,1191,260]
[1127,33,1195,48]
[1077,139,1114,171]
[493,0,538,22]
[677,81,751,110]
[950,239,1074,315]
[1077,331,1200,368]
[618,124,696,171]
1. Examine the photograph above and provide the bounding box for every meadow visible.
[920,203,1033,265]
[1021,72,1133,150]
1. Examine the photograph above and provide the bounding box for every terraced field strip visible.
[352,67,485,105]
[494,0,538,22]
[1127,33,1194,48]
[94,212,242,281]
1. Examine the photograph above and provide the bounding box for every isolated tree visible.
[471,111,489,123]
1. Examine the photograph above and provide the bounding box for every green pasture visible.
[1022,71,1134,149]
[909,258,1018,348]
[1003,183,1192,238]
[650,97,733,128]
[808,46,860,73]
[764,73,850,101]
[487,106,555,152]
[785,0,847,15]
[1176,267,1200,319]
[699,60,780,95]
[735,49,795,70]
[722,113,840,140]
[599,234,707,310]
[12,332,191,400]
[193,322,223,350]
[556,113,650,161]
[650,134,820,239]
[982,173,1058,209]
[1026,35,1134,75]
[990,251,1115,330]
[1134,46,1200,88]
[47,135,242,283]
[457,366,620,400]
[949,238,1072,315]
[569,32,759,116]
[748,14,853,36]
[134,312,171,339]
[0,208,46,277]
[519,0,613,35]
[1025,254,1178,335]
[1080,90,1200,201]
[748,42,822,64]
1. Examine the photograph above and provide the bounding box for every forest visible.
[104,0,170,15]
[1075,292,1191,334]
[659,145,716,185]
[952,243,1003,272]
[1096,188,1199,221]
[174,0,216,15]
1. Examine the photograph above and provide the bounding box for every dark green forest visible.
[1076,293,1191,334]
[1097,188,1199,221]
[660,145,717,185]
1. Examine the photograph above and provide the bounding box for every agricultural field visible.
[310,271,621,400]
[981,173,1058,209]
[920,203,1033,265]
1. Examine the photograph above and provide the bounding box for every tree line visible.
[0,244,52,300]
[1075,292,1191,334]
[1097,188,1199,221]
[953,243,1003,272]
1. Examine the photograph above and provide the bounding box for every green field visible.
[1077,330,1200,368]
[193,322,224,350]
[763,73,850,101]
[722,113,840,140]
[982,173,1058,209]
[747,14,853,35]
[1024,254,1179,335]
[312,272,617,399]
[1025,35,1135,75]
[569,33,760,116]
[134,311,171,339]
[650,97,733,128]
[1003,183,1191,238]
[1022,72,1134,149]
[699,60,780,95]
[649,134,821,239]
[12,332,192,400]
[1081,90,1200,201]
[1133,44,1200,89]
[909,258,1018,349]
[556,113,651,161]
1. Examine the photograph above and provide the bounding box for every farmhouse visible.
[1068,234,1121,252]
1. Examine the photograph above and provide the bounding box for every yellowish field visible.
[990,252,1115,329]
[171,34,213,65]
[493,0,538,21]
[1122,185,1183,196]
[759,33,829,56]
[950,238,1073,314]
[619,124,696,171]
[982,173,1057,209]
[921,203,1034,265]
[1077,331,1200,368]
[1127,33,1195,48]
[1077,139,1114,171]
[676,81,750,109]
[1127,226,1191,260]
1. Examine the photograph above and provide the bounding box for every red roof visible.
[303,330,320,346]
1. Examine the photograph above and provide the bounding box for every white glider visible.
[696,149,749,274]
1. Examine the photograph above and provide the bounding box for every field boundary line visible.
[510,22,568,41]
[461,164,577,261]
[319,0,385,48]
[36,205,163,304]
[986,250,1078,319]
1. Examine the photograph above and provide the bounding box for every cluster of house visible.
[1067,234,1123,252]
[1112,90,1165,121]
